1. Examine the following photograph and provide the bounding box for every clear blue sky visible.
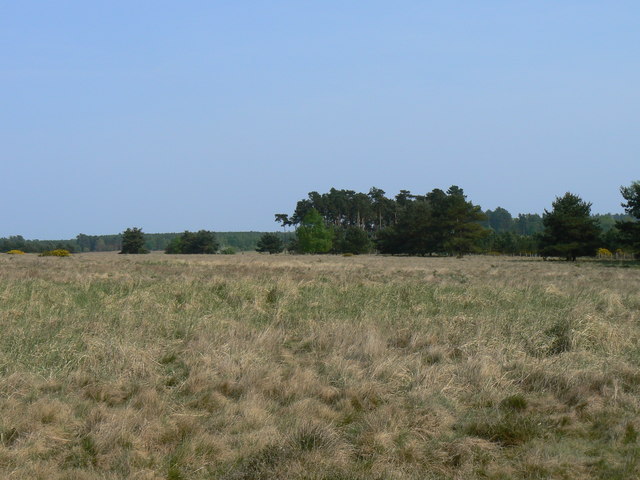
[2,1,638,238]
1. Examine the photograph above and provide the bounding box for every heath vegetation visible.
[0,252,639,479]
[39,249,72,257]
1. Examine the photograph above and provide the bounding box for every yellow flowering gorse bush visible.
[597,248,613,258]
[39,249,71,257]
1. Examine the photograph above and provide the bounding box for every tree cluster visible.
[277,186,488,256]
[482,209,544,236]
[276,187,397,231]
[165,230,219,254]
[275,182,640,260]
[376,186,487,256]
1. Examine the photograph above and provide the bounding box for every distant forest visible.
[0,232,295,254]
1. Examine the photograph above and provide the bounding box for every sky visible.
[1,1,638,239]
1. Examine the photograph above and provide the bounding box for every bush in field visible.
[256,233,284,254]
[39,249,71,257]
[220,246,237,255]
[6,249,25,255]
[597,248,613,258]
[120,227,149,254]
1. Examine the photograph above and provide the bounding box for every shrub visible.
[463,411,544,446]
[546,319,573,355]
[220,246,237,255]
[256,233,284,254]
[39,249,71,257]
[500,394,528,411]
[6,249,25,254]
[597,248,613,258]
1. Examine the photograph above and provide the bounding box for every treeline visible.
[448,208,626,237]
[478,211,632,255]
[3,182,638,259]
[275,184,640,258]
[1,232,293,254]
[0,236,78,254]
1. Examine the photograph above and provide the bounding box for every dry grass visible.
[0,252,639,479]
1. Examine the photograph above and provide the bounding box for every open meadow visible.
[0,252,639,479]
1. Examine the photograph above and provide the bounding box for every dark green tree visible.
[296,209,333,253]
[256,233,284,254]
[621,181,640,217]
[368,187,391,230]
[336,226,372,254]
[120,227,148,254]
[440,186,488,257]
[166,230,219,254]
[538,193,601,261]
[274,214,290,228]
[617,181,640,256]
[290,199,314,226]
[181,230,219,254]
[484,231,519,254]
[377,186,487,256]
[485,207,513,232]
[385,198,436,255]
[377,191,443,255]
[165,236,183,254]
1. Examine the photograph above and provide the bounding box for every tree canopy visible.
[165,230,219,254]
[120,227,148,254]
[256,233,284,254]
[376,186,487,256]
[295,209,333,254]
[538,193,601,261]
[617,181,640,256]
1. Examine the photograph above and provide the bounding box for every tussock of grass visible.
[0,252,638,478]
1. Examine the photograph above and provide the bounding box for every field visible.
[1,252,639,479]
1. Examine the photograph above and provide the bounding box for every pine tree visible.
[169,230,219,254]
[120,227,149,254]
[256,233,284,254]
[538,193,601,261]
[617,181,640,256]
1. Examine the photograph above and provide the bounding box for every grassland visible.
[0,252,639,479]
